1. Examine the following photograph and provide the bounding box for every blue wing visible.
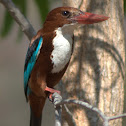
[24,36,43,100]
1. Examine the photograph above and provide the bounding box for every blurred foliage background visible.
[124,0,126,15]
[1,0,50,38]
[0,0,126,38]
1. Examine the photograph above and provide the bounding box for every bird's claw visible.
[45,86,61,102]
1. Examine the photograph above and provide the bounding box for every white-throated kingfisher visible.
[24,7,109,126]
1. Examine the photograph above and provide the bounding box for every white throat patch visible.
[51,25,74,73]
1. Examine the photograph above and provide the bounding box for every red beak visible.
[72,12,109,24]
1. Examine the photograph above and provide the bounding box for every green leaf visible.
[35,0,49,22]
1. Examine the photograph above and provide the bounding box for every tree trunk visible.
[59,0,125,126]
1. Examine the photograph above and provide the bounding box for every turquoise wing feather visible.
[24,36,43,100]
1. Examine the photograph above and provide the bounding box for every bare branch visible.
[108,113,126,121]
[56,98,106,120]
[63,104,76,126]
[0,0,36,40]
[52,93,126,126]
[52,93,62,126]
[55,106,62,126]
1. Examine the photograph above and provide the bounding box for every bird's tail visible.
[29,93,46,126]
[30,110,42,126]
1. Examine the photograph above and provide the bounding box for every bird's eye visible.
[62,11,70,17]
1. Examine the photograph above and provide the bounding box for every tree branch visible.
[52,93,62,126]
[108,113,126,121]
[0,0,36,40]
[52,93,126,126]
[63,104,77,126]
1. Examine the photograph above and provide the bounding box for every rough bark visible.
[60,0,125,126]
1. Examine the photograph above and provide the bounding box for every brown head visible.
[42,7,109,33]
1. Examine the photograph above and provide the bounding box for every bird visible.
[24,6,109,126]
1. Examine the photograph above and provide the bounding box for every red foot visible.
[45,86,61,100]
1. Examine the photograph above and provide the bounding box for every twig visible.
[52,93,62,126]
[63,104,76,126]
[52,93,126,126]
[0,0,36,40]
[55,106,62,126]
[108,113,126,121]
